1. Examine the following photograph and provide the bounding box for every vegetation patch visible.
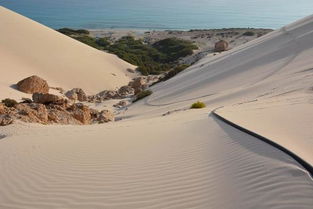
[57,28,90,36]
[153,38,198,63]
[57,29,199,75]
[134,90,153,102]
[73,36,102,49]
[242,31,255,36]
[2,98,18,107]
[190,101,206,109]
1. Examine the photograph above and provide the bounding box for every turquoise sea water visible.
[0,0,312,30]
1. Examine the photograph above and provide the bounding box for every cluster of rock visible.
[1,74,158,126]
[86,76,158,103]
[0,93,114,126]
[0,76,115,126]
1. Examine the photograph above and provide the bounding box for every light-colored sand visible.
[0,111,312,209]
[0,7,313,209]
[0,6,136,100]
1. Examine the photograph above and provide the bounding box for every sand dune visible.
[0,7,313,209]
[0,112,312,209]
[127,14,313,164]
[0,6,135,100]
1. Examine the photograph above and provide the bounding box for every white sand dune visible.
[0,6,135,100]
[128,14,313,164]
[0,7,313,209]
[0,112,312,209]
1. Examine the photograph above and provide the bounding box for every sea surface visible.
[0,0,312,30]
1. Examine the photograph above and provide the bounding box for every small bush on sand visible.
[134,90,153,102]
[242,31,255,36]
[2,98,18,107]
[191,101,206,109]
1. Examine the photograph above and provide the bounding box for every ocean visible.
[0,0,312,30]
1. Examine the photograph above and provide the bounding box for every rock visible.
[96,90,119,101]
[65,88,87,102]
[0,103,5,114]
[87,95,100,103]
[118,86,135,98]
[65,90,78,101]
[15,103,48,124]
[67,103,91,125]
[97,110,114,123]
[0,114,14,126]
[47,107,81,125]
[17,75,49,94]
[113,100,128,108]
[214,40,229,52]
[89,108,100,120]
[127,68,136,73]
[32,93,65,105]
[21,98,33,103]
[128,77,148,94]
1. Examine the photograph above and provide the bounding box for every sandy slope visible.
[127,14,313,164]
[0,7,313,209]
[0,6,135,100]
[0,112,312,209]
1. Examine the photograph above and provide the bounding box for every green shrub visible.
[107,36,169,75]
[74,36,102,49]
[59,30,198,76]
[152,38,198,63]
[2,98,18,107]
[242,31,255,36]
[190,101,206,109]
[96,37,111,49]
[134,90,153,102]
[57,28,89,36]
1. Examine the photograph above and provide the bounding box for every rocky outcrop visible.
[65,88,87,102]
[97,110,115,123]
[128,77,148,94]
[88,90,119,103]
[17,75,49,94]
[47,105,81,125]
[14,103,48,124]
[0,103,5,114]
[0,99,113,126]
[67,103,91,125]
[32,93,66,105]
[113,100,128,108]
[0,114,14,126]
[118,86,135,98]
[214,40,229,52]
